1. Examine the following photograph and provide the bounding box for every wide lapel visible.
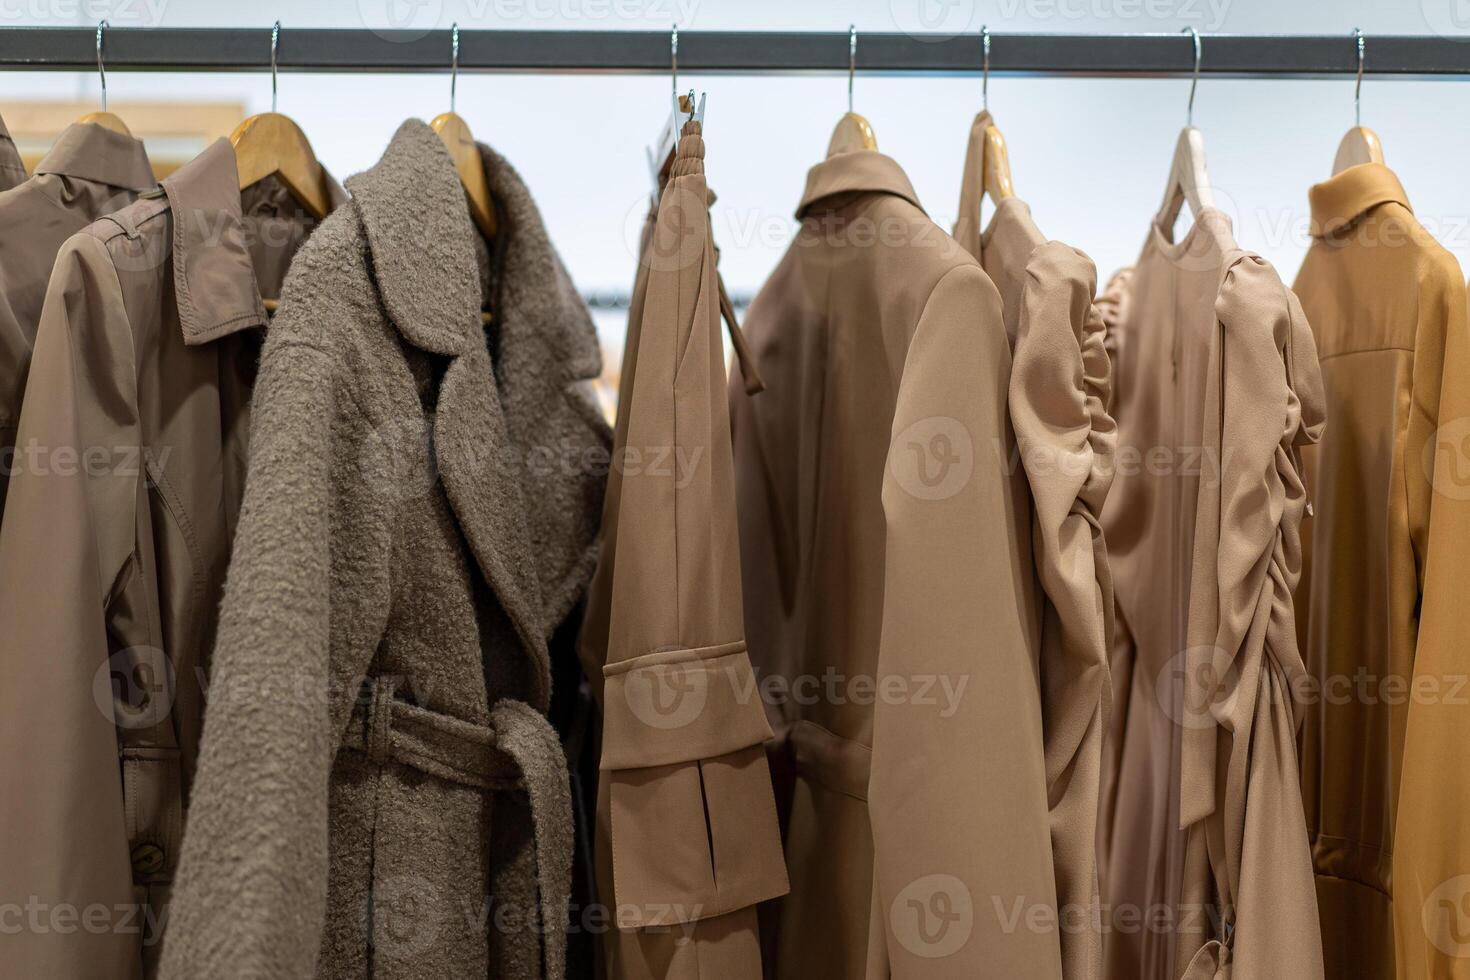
[347,119,550,707]
[476,141,610,643]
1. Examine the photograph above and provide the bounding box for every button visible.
[130,843,165,876]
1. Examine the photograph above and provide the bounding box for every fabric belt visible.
[341,677,574,979]
[341,677,524,789]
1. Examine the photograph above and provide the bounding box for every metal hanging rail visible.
[2,28,1470,77]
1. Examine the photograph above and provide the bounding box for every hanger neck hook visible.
[1183,26,1201,127]
[1354,27,1365,128]
[449,23,459,114]
[848,25,857,114]
[981,26,990,112]
[270,21,280,114]
[671,24,678,109]
[95,20,108,113]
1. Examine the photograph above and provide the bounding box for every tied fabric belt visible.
[341,677,574,975]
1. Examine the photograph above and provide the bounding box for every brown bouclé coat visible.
[159,120,610,980]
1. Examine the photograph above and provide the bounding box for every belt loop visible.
[367,677,397,765]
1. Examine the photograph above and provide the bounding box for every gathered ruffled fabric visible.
[1176,252,1326,980]
[1007,239,1119,980]
[1094,267,1134,417]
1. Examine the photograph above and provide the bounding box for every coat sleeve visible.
[867,263,1061,979]
[158,338,360,980]
[0,233,144,980]
[1392,270,1470,978]
[585,126,788,979]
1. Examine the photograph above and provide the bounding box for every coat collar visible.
[1309,162,1411,237]
[160,138,269,346]
[796,150,925,217]
[345,119,483,356]
[347,119,608,702]
[35,120,155,191]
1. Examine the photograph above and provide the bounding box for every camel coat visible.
[578,118,788,980]
[158,120,610,980]
[1099,207,1324,980]
[954,114,1117,980]
[731,148,1058,979]
[0,138,338,980]
[1292,162,1470,979]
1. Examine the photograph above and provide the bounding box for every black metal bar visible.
[1,28,1469,77]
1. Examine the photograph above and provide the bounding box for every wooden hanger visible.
[1332,126,1384,173]
[1333,31,1385,174]
[827,112,877,157]
[978,115,1013,203]
[230,114,331,220]
[229,24,331,220]
[827,27,877,157]
[432,26,497,240]
[1158,126,1215,229]
[431,111,497,239]
[968,31,1014,205]
[1158,29,1214,230]
[954,109,1016,251]
[80,23,132,136]
[78,110,131,136]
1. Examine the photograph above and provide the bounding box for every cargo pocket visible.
[600,640,789,927]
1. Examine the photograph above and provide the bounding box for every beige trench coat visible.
[0,121,156,521]
[953,111,1117,980]
[731,148,1058,978]
[1292,162,1470,979]
[0,111,24,190]
[159,120,609,980]
[1099,206,1324,980]
[0,138,338,980]
[579,118,788,979]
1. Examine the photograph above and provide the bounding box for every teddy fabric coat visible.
[0,137,340,980]
[158,119,610,980]
[730,148,1059,979]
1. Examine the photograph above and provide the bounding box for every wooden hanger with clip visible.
[646,25,707,199]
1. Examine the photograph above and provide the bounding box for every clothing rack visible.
[2,28,1470,77]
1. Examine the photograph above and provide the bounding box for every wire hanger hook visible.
[1182,26,1201,127]
[450,23,459,113]
[270,21,280,113]
[95,20,109,112]
[671,23,678,106]
[1353,27,1365,127]
[981,26,990,112]
[848,25,858,113]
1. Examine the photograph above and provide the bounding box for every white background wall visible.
[4,0,1470,318]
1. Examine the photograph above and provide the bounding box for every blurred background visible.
[3,0,1469,381]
